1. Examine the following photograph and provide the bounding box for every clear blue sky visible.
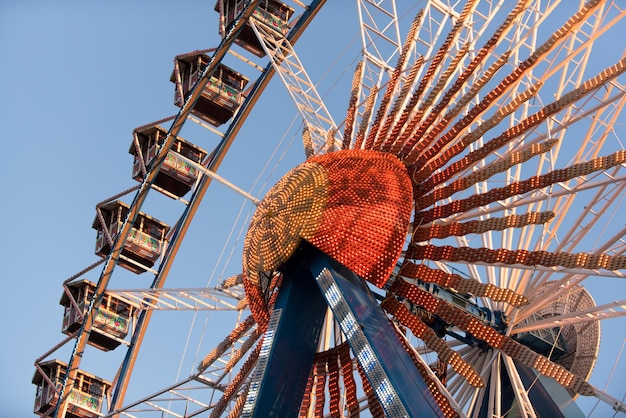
[1,1,625,417]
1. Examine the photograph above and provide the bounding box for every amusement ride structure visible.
[33,1,626,417]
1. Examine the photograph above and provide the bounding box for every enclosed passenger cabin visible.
[171,52,249,126]
[93,200,170,274]
[33,359,111,418]
[515,313,569,360]
[130,125,209,197]
[216,0,294,57]
[60,279,135,351]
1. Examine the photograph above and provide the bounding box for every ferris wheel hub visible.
[243,149,413,325]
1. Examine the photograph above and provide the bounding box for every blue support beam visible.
[242,257,328,417]
[243,241,446,417]
[302,242,446,417]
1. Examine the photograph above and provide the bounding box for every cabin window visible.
[149,224,164,238]
[154,131,163,145]
[72,287,84,304]
[108,297,130,316]
[110,208,122,227]
[76,375,103,397]
[89,381,103,397]
[226,72,246,89]
[100,296,109,309]
[189,149,202,162]
[180,144,201,161]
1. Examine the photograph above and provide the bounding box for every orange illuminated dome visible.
[243,149,413,326]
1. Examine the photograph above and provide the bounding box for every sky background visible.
[2,1,626,417]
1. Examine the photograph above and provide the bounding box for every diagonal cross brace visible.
[249,16,341,156]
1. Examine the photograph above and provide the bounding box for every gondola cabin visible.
[33,359,111,418]
[216,0,295,57]
[60,280,135,351]
[93,200,170,274]
[130,125,208,197]
[515,313,569,360]
[171,52,249,126]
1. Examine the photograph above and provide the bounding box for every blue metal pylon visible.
[244,241,445,417]
[242,249,328,417]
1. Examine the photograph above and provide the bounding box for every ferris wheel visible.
[32,0,626,417]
